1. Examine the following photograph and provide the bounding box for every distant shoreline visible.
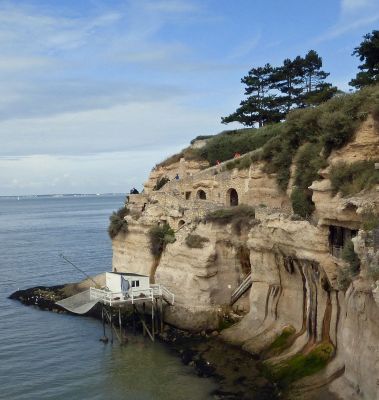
[0,193,125,199]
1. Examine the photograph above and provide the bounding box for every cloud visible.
[228,32,262,60]
[341,0,373,13]
[0,98,222,157]
[315,0,379,42]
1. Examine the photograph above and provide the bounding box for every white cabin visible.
[105,272,150,296]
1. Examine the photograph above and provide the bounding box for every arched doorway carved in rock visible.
[227,188,239,206]
[197,189,207,200]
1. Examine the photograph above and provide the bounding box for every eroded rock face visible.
[112,116,379,398]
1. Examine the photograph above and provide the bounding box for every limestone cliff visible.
[111,113,379,399]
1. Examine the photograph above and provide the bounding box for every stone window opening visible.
[178,220,185,229]
[329,225,358,258]
[197,189,206,200]
[227,188,239,207]
[185,191,191,200]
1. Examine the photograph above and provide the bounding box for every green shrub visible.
[153,176,170,191]
[185,234,210,249]
[362,210,379,231]
[205,205,255,224]
[337,240,360,290]
[290,188,314,219]
[319,111,358,156]
[367,256,379,281]
[260,85,379,193]
[330,160,379,197]
[108,207,129,239]
[148,223,175,257]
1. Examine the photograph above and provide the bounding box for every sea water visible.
[0,195,215,400]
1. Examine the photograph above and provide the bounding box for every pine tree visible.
[301,50,337,106]
[271,56,303,113]
[221,64,281,127]
[350,30,379,89]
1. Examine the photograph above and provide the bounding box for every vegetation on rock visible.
[337,240,361,290]
[265,326,296,356]
[198,125,277,166]
[156,146,203,168]
[148,223,175,257]
[205,205,255,224]
[185,234,209,249]
[330,160,379,197]
[263,342,334,387]
[108,207,129,238]
[153,176,170,191]
[362,210,379,232]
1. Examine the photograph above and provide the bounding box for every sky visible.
[0,0,379,196]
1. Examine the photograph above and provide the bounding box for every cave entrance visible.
[197,189,207,200]
[328,225,358,258]
[185,191,191,200]
[178,220,185,229]
[227,188,239,207]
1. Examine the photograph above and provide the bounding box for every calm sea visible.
[0,195,215,400]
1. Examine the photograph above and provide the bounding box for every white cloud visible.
[0,99,222,157]
[315,0,379,43]
[341,0,372,13]
[228,32,262,60]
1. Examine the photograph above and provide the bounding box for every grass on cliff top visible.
[155,146,204,168]
[263,342,334,388]
[108,207,129,239]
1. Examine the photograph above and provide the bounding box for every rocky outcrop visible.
[112,115,379,398]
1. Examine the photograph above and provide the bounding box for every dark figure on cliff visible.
[130,187,139,194]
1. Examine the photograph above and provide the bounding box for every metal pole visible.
[59,254,99,287]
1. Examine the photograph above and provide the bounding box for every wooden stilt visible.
[110,309,114,344]
[160,297,164,334]
[133,305,136,335]
[118,308,123,342]
[142,302,146,337]
[133,305,155,342]
[154,299,159,335]
[151,300,155,341]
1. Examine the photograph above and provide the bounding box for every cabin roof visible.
[108,272,148,277]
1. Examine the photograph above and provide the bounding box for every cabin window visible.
[329,226,358,258]
[227,188,239,206]
[185,191,191,200]
[131,280,140,288]
[197,189,206,200]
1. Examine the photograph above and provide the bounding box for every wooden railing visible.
[90,287,154,306]
[89,284,175,306]
[151,284,175,305]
